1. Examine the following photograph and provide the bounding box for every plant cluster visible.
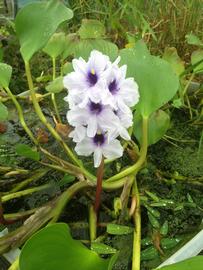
[0,1,202,270]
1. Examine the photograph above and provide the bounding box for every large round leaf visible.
[134,110,170,146]
[15,0,73,61]
[120,41,179,117]
[19,223,114,270]
[62,35,118,61]
[0,63,12,89]
[158,256,203,270]
[78,19,106,39]
[74,39,119,61]
[43,32,66,59]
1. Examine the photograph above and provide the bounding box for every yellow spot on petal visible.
[91,68,95,75]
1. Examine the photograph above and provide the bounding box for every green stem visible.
[4,208,38,220]
[89,205,97,241]
[1,184,51,203]
[24,61,81,167]
[105,116,148,182]
[132,178,141,270]
[51,57,62,123]
[4,87,38,145]
[10,168,49,192]
[182,73,195,97]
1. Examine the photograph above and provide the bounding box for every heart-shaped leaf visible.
[186,33,203,47]
[0,102,8,121]
[162,47,185,76]
[15,0,73,61]
[120,40,179,117]
[74,39,119,61]
[0,63,12,89]
[78,19,105,39]
[19,223,115,270]
[46,77,64,93]
[43,32,66,59]
[158,256,203,270]
[134,110,170,145]
[62,34,79,59]
[16,144,40,161]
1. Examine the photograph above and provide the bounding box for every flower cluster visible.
[63,50,139,167]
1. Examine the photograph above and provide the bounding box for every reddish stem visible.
[94,157,104,215]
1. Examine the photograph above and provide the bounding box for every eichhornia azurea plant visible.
[2,1,197,270]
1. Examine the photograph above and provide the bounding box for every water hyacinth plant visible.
[64,50,140,167]
[0,1,202,270]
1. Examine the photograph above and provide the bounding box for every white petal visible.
[72,58,87,74]
[87,116,98,137]
[102,139,123,160]
[75,137,94,156]
[119,79,140,107]
[119,127,131,140]
[93,147,103,167]
[69,126,86,142]
[63,72,86,90]
[67,107,87,126]
[88,50,110,74]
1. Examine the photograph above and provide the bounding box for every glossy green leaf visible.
[78,19,105,39]
[107,224,134,235]
[74,39,119,61]
[191,50,203,74]
[158,256,203,270]
[148,212,160,229]
[141,246,159,261]
[19,223,113,270]
[91,242,117,254]
[120,41,179,117]
[0,102,8,121]
[161,238,181,250]
[15,0,73,61]
[160,221,169,236]
[186,33,203,47]
[43,32,66,59]
[46,77,64,93]
[15,144,40,161]
[134,110,170,145]
[0,63,12,89]
[163,47,185,76]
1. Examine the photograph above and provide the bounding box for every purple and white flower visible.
[75,132,123,167]
[63,50,111,108]
[63,50,140,167]
[105,63,140,112]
